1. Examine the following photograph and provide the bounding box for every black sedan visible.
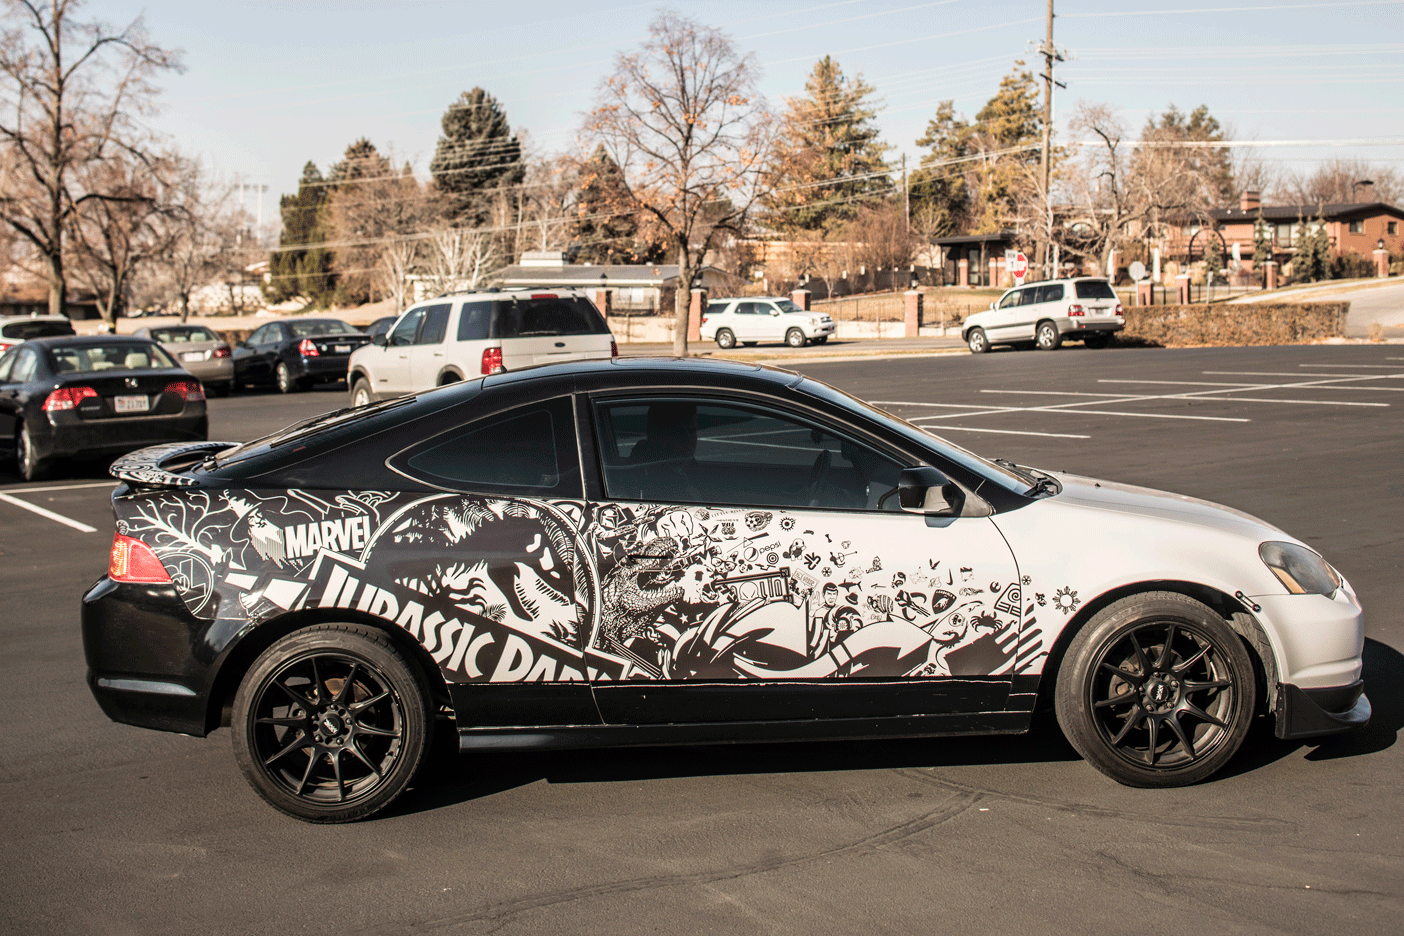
[232,318,370,393]
[82,358,1366,822]
[0,335,207,481]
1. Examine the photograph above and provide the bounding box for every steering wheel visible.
[805,449,831,506]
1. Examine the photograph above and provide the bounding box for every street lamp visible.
[1379,238,1387,251]
[909,271,919,290]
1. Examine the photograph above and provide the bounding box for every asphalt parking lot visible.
[2,343,1400,935]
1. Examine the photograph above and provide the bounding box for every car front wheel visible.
[1055,592,1255,788]
[1036,321,1062,350]
[715,329,736,350]
[785,328,807,348]
[232,623,432,823]
[967,328,989,354]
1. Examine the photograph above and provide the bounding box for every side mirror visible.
[989,301,998,310]
[898,465,963,515]
[770,308,781,316]
[371,332,388,347]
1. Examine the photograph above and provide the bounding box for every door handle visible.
[554,342,565,348]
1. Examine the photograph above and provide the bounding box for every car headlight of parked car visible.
[1259,541,1341,597]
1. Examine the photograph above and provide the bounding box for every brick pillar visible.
[1175,274,1191,304]
[1376,249,1391,278]
[988,257,999,289]
[904,290,923,338]
[957,259,969,287]
[1264,261,1278,291]
[593,288,611,317]
[688,288,706,342]
[791,289,811,311]
[1136,281,1152,306]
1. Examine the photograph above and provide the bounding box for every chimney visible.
[1240,190,1261,212]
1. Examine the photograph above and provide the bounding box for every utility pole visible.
[1036,0,1063,281]
[902,152,909,230]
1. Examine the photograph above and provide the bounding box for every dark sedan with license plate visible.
[82,358,1366,823]
[0,336,206,481]
[232,318,370,393]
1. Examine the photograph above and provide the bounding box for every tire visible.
[1055,592,1255,788]
[815,336,828,344]
[276,361,306,394]
[1036,320,1062,350]
[14,422,47,482]
[715,329,736,350]
[1083,333,1110,349]
[232,623,432,823]
[350,377,374,408]
[967,328,989,354]
[785,328,807,348]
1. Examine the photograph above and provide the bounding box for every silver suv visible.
[347,288,616,406]
[962,277,1124,353]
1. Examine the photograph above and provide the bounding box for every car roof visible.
[0,314,73,324]
[21,334,159,347]
[483,355,801,395]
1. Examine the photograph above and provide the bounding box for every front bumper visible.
[1275,680,1370,739]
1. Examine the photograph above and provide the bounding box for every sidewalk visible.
[617,334,968,363]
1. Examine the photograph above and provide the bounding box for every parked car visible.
[364,316,397,343]
[346,288,615,406]
[699,296,835,349]
[232,318,370,393]
[0,335,206,481]
[132,324,234,397]
[83,357,1366,822]
[962,278,1125,353]
[0,314,76,353]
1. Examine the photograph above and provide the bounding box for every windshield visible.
[775,299,804,313]
[288,319,358,338]
[795,376,1033,493]
[1074,280,1117,299]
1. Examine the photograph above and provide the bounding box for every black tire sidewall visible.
[276,362,295,394]
[716,329,735,349]
[786,328,806,348]
[1037,322,1060,350]
[968,328,988,353]
[1054,592,1255,788]
[232,623,431,822]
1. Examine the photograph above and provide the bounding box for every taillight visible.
[1114,303,1124,316]
[481,347,504,375]
[164,380,205,401]
[700,315,708,325]
[610,340,618,358]
[43,386,98,411]
[530,293,557,299]
[298,338,319,356]
[108,533,171,583]
[212,344,231,358]
[1067,304,1085,316]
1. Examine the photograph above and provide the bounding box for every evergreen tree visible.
[968,66,1042,234]
[572,145,660,263]
[429,88,525,226]
[267,161,333,305]
[761,57,891,235]
[910,100,973,237]
[1252,209,1272,267]
[1292,212,1331,282]
[1204,229,1225,288]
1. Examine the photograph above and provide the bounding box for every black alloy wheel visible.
[786,328,807,348]
[1056,592,1254,787]
[233,624,431,822]
[715,329,736,350]
[967,328,989,354]
[1036,321,1062,350]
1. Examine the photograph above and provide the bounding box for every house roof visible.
[932,231,1018,247]
[497,263,730,287]
[1208,201,1404,223]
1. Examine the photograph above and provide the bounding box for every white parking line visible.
[1202,372,1404,390]
[1298,364,1404,369]
[0,492,98,533]
[1096,380,1389,407]
[0,481,114,494]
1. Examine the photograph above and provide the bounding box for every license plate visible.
[181,350,204,362]
[334,344,352,353]
[114,395,149,413]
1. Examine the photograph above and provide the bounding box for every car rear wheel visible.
[1036,321,1062,350]
[715,329,736,350]
[1055,592,1255,788]
[967,328,989,354]
[14,422,47,482]
[232,624,431,823]
[1083,333,1110,349]
[276,362,303,394]
[786,328,807,348]
[350,377,374,408]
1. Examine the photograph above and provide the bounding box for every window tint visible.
[150,326,217,343]
[1036,284,1064,303]
[457,301,493,341]
[389,309,424,347]
[495,297,609,338]
[288,319,355,338]
[1074,280,1117,299]
[9,347,37,382]
[0,348,15,382]
[419,304,450,344]
[401,396,578,495]
[1,320,75,340]
[735,302,762,315]
[706,301,730,315]
[47,341,175,373]
[998,290,1023,309]
[596,398,904,510]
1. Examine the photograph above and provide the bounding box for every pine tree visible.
[967,66,1042,235]
[1292,212,1331,282]
[572,145,660,263]
[1252,209,1272,267]
[267,161,334,305]
[910,100,974,237]
[761,57,891,235]
[429,88,525,226]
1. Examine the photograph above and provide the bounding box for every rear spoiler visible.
[109,441,238,489]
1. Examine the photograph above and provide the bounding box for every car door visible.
[238,324,285,384]
[731,301,765,342]
[376,307,424,397]
[986,288,1024,340]
[406,302,452,389]
[0,346,28,442]
[581,393,1022,726]
[753,301,786,341]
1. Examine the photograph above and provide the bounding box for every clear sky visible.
[82,0,1404,226]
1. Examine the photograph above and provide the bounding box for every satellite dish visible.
[1128,261,1148,281]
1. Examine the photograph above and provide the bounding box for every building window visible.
[1276,223,1294,246]
[1389,221,1399,236]
[1348,220,1364,234]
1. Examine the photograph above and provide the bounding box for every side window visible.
[457,301,493,341]
[706,301,730,316]
[397,396,579,497]
[389,309,424,347]
[735,302,760,316]
[0,348,17,382]
[418,303,451,344]
[999,290,1023,309]
[10,347,38,383]
[595,398,905,511]
[1041,284,1065,303]
[247,325,270,345]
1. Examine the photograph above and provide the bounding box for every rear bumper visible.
[1275,680,1370,739]
[294,355,354,381]
[38,411,208,461]
[1059,319,1124,335]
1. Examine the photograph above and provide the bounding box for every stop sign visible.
[1011,252,1029,279]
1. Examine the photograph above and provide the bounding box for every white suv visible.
[700,296,835,349]
[962,278,1124,353]
[347,288,616,405]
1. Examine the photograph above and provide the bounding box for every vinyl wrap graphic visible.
[116,490,1057,685]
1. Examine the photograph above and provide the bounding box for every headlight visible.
[1259,541,1341,597]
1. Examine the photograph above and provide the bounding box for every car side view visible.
[699,296,835,349]
[82,359,1366,822]
[963,277,1125,353]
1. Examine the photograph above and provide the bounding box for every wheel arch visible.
[437,368,464,386]
[1032,579,1276,716]
[204,607,454,734]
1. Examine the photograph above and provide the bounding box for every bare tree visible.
[374,236,418,315]
[1275,159,1402,206]
[842,198,920,287]
[585,11,774,355]
[324,147,428,305]
[422,226,499,297]
[0,0,181,316]
[137,157,242,321]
